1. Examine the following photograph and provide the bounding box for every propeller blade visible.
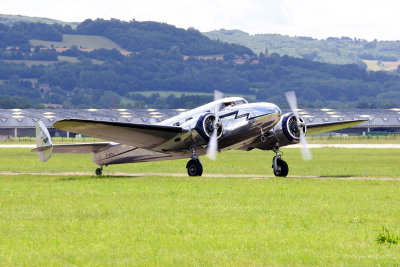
[206,129,218,160]
[214,90,223,118]
[300,133,312,160]
[284,91,300,118]
[214,90,224,101]
[206,90,224,160]
[285,90,312,161]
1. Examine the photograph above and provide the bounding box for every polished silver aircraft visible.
[32,91,366,177]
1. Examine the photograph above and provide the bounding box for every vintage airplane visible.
[32,91,366,177]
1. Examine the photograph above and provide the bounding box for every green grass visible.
[0,59,57,66]
[30,34,127,51]
[0,14,78,27]
[308,135,400,144]
[1,146,400,177]
[57,55,80,63]
[362,60,400,72]
[1,174,400,265]
[1,148,400,265]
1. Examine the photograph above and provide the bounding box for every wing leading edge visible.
[53,119,187,150]
[306,119,368,135]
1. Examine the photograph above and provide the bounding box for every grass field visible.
[0,59,57,66]
[362,59,400,72]
[1,147,399,177]
[307,135,400,144]
[30,34,127,52]
[1,147,400,265]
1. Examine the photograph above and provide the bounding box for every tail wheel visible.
[95,167,103,176]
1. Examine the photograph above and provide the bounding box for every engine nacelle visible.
[238,112,306,151]
[194,113,223,142]
[272,112,307,146]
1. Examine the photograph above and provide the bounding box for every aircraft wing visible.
[53,119,186,150]
[32,142,112,154]
[306,119,368,135]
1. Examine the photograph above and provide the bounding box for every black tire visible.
[186,159,203,176]
[273,158,289,177]
[95,168,103,176]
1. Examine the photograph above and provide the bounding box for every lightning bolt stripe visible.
[219,110,268,121]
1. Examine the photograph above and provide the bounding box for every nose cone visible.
[271,104,281,116]
[249,102,281,125]
[261,103,281,125]
[261,103,281,116]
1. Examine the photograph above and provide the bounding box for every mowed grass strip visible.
[1,147,399,177]
[1,174,400,265]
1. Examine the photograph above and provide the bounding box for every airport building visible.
[0,108,400,138]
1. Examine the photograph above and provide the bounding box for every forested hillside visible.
[205,29,400,72]
[0,18,400,109]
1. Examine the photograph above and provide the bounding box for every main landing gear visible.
[186,148,203,176]
[272,147,289,177]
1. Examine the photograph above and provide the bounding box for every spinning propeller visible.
[206,90,223,160]
[284,91,312,160]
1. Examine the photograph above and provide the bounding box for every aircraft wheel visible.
[273,157,289,177]
[186,159,203,176]
[95,167,103,176]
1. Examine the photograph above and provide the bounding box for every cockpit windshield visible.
[219,99,247,111]
[234,99,247,105]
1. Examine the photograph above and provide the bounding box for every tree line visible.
[0,19,399,109]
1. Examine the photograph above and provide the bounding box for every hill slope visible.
[204,29,400,71]
[30,34,128,52]
[0,17,400,110]
[0,14,77,27]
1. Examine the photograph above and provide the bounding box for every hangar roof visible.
[0,108,399,128]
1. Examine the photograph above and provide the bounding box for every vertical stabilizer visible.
[35,121,53,162]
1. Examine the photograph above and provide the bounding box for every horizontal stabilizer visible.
[32,142,112,154]
[306,119,368,136]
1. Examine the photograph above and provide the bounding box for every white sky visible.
[2,0,400,41]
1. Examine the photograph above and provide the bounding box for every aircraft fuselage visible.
[92,98,282,166]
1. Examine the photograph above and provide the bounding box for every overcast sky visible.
[2,0,400,41]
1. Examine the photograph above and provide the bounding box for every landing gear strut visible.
[272,147,289,177]
[186,148,203,176]
[95,166,103,176]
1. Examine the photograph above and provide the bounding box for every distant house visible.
[233,58,247,65]
[39,83,51,93]
[243,54,251,60]
[43,104,62,109]
[233,54,254,65]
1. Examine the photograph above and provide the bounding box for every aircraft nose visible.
[262,103,281,116]
[271,104,281,115]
